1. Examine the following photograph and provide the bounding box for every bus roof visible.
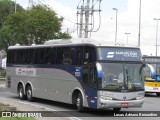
[8,38,140,49]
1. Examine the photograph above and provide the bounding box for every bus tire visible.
[26,86,34,102]
[18,85,26,100]
[113,108,121,111]
[76,93,84,112]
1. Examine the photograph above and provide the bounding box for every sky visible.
[12,0,160,56]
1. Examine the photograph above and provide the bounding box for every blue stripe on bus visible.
[96,63,102,78]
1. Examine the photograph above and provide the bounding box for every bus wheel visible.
[156,93,160,96]
[26,86,34,102]
[113,108,121,112]
[76,93,84,112]
[18,85,26,100]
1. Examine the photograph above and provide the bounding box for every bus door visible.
[82,46,97,109]
[83,63,98,109]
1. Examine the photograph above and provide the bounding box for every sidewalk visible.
[0,98,70,120]
[0,80,5,88]
[0,80,70,120]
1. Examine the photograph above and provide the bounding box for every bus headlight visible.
[100,96,113,100]
[136,96,144,100]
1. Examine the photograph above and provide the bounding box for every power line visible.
[76,0,102,38]
[39,0,76,24]
[38,0,77,34]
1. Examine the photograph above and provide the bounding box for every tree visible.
[0,4,71,51]
[0,0,25,51]
[27,5,69,44]
[0,0,24,29]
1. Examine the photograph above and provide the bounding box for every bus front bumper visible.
[145,86,160,93]
[97,98,144,109]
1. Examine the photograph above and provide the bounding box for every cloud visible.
[14,0,160,56]
[93,0,160,56]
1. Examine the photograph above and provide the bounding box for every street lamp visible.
[15,0,17,13]
[153,18,160,56]
[113,8,118,44]
[125,33,131,44]
[138,0,141,47]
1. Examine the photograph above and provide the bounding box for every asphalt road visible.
[0,87,160,120]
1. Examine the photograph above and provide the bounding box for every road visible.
[0,86,160,120]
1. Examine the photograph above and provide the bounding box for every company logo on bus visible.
[16,68,36,76]
[123,96,126,100]
[106,52,115,58]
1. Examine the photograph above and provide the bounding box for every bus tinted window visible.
[26,49,35,64]
[71,47,83,65]
[57,47,72,65]
[16,49,26,64]
[35,48,45,64]
[84,46,96,64]
[7,50,12,64]
[45,47,56,64]
[56,47,83,65]
[11,50,17,64]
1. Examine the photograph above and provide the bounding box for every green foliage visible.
[27,5,63,44]
[0,0,24,29]
[0,1,71,51]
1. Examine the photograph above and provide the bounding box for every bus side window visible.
[57,47,72,65]
[89,66,97,88]
[83,46,96,64]
[16,49,26,64]
[45,47,56,64]
[35,48,45,64]
[11,50,17,64]
[56,47,64,65]
[71,47,83,65]
[26,49,35,64]
[7,50,12,64]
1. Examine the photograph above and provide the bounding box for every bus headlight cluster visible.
[100,96,113,100]
[136,96,144,100]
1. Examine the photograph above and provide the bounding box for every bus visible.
[6,39,145,111]
[143,56,160,96]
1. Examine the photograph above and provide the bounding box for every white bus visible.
[6,39,145,111]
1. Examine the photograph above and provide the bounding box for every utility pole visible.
[113,8,118,44]
[77,0,102,38]
[84,0,90,38]
[153,18,160,56]
[138,0,141,47]
[15,0,16,13]
[79,6,84,38]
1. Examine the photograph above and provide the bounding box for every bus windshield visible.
[99,63,144,91]
[144,64,160,81]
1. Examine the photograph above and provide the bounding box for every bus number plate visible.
[153,88,158,90]
[121,103,128,106]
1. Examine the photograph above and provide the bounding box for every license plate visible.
[121,103,128,106]
[153,88,158,90]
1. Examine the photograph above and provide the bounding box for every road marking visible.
[0,97,82,120]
